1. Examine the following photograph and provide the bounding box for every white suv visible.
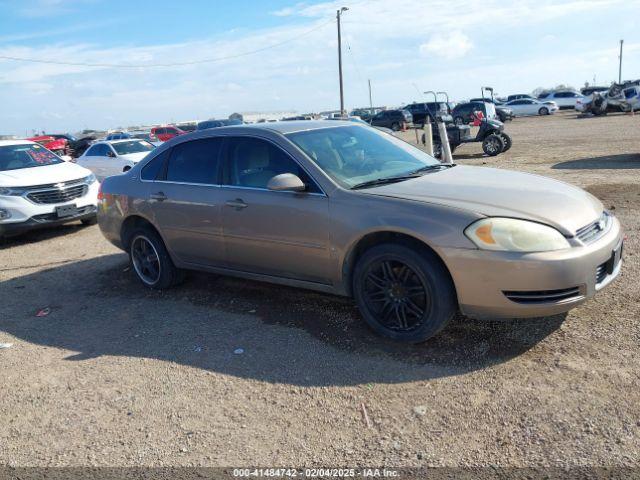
[0,140,99,238]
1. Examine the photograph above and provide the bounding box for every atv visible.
[422,88,511,158]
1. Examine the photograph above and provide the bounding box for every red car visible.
[27,135,70,157]
[150,126,186,142]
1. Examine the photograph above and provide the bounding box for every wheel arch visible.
[340,230,456,298]
[120,214,162,251]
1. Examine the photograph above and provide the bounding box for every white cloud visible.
[419,31,473,60]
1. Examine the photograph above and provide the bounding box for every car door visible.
[78,144,107,178]
[220,136,331,284]
[97,144,124,179]
[508,100,529,115]
[146,137,227,267]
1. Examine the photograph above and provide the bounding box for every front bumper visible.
[0,205,97,237]
[441,217,623,319]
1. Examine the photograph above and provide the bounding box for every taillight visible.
[97,183,104,201]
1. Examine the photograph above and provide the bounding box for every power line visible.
[0,18,334,69]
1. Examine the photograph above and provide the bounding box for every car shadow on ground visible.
[0,254,566,386]
[553,153,640,170]
[0,222,89,250]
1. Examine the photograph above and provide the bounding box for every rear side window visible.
[141,149,170,181]
[166,138,222,184]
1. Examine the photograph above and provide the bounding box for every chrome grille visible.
[503,287,582,304]
[575,212,610,244]
[27,184,88,204]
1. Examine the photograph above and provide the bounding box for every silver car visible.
[97,121,623,342]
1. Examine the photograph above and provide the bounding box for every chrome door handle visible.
[150,192,167,201]
[225,199,248,209]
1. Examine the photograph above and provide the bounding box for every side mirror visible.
[106,150,116,158]
[267,173,306,192]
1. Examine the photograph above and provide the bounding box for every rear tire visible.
[127,227,184,289]
[498,132,512,152]
[482,134,505,156]
[353,243,457,343]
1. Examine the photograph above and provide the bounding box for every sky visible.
[0,0,639,135]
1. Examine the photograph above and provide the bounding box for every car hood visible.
[363,166,602,235]
[119,152,150,163]
[0,161,92,187]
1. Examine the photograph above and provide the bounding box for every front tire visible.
[81,216,97,226]
[390,122,400,131]
[353,244,457,343]
[127,227,183,289]
[482,134,505,156]
[539,107,549,115]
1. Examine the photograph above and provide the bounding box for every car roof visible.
[98,139,146,145]
[230,120,357,134]
[0,140,34,147]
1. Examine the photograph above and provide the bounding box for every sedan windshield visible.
[112,140,155,155]
[0,144,63,171]
[286,125,440,188]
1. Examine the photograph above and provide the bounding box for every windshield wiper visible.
[409,163,456,174]
[350,174,421,190]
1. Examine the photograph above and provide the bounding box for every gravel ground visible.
[0,111,639,469]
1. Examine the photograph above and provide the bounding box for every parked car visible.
[451,102,498,125]
[580,86,610,96]
[27,135,70,157]
[403,102,451,127]
[537,91,585,109]
[151,126,186,142]
[174,122,197,133]
[77,139,155,181]
[506,94,536,102]
[97,121,623,343]
[370,109,412,131]
[0,140,99,237]
[197,119,243,130]
[105,132,131,141]
[47,133,96,157]
[468,98,514,122]
[504,99,559,116]
[350,108,379,122]
[129,131,163,147]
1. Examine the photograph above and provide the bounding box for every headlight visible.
[84,173,97,184]
[464,218,570,252]
[0,186,26,196]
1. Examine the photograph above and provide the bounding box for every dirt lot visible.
[1,111,639,469]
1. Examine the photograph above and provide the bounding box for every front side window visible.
[223,137,320,192]
[165,138,222,184]
[112,140,155,155]
[0,143,63,171]
[287,125,440,189]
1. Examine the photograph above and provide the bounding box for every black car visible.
[451,102,497,125]
[350,108,378,122]
[47,133,95,157]
[369,109,412,131]
[402,102,450,127]
[196,119,243,130]
[468,98,513,122]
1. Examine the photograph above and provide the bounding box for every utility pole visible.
[618,39,624,83]
[337,7,348,116]
[368,79,373,116]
